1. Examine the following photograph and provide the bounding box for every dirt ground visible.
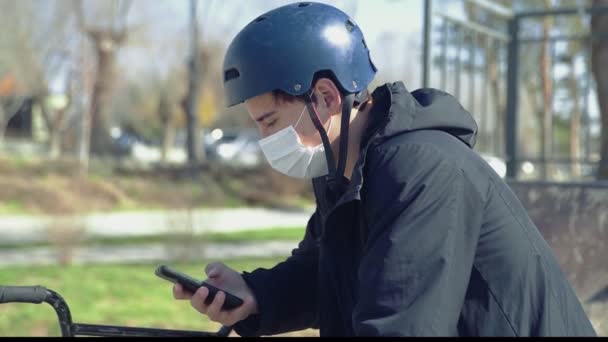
[0,156,313,215]
[587,302,608,336]
[1,156,605,336]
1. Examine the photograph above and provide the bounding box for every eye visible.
[266,119,277,128]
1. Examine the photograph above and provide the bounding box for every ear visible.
[312,78,342,116]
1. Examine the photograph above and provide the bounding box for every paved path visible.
[0,207,314,244]
[0,241,298,267]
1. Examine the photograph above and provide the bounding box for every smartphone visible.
[155,264,244,311]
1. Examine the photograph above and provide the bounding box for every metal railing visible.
[422,0,608,181]
[504,5,608,179]
[422,0,511,158]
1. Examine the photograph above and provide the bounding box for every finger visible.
[190,287,210,314]
[223,295,255,326]
[173,283,192,300]
[206,291,226,321]
[205,262,225,278]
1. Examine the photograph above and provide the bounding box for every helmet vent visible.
[345,20,355,32]
[254,16,266,22]
[297,3,311,7]
[224,68,240,82]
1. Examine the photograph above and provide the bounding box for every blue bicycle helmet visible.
[222,1,377,107]
[223,2,377,194]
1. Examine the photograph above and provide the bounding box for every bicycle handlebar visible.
[0,286,48,304]
[1,285,232,337]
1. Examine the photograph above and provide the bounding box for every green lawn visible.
[205,227,305,243]
[0,227,306,250]
[0,199,26,215]
[0,258,284,337]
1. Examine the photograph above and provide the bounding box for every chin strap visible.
[304,89,370,196]
[304,95,336,176]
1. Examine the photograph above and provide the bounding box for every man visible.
[172,2,596,337]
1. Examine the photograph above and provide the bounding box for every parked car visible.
[480,153,507,179]
[110,127,143,158]
[205,129,264,169]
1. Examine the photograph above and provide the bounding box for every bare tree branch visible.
[118,0,134,32]
[74,0,86,33]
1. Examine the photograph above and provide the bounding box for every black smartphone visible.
[155,264,244,311]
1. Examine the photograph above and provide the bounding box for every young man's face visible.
[245,92,329,147]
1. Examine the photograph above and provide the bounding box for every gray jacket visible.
[233,82,597,337]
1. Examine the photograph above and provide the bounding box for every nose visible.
[258,126,271,139]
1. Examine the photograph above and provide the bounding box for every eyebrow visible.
[255,111,276,123]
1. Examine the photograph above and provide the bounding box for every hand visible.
[173,262,259,327]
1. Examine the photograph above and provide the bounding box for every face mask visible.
[258,104,333,179]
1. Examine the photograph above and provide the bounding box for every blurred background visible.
[0,0,606,337]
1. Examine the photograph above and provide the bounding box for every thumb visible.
[205,261,225,278]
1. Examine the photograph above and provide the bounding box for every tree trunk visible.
[79,96,92,176]
[184,0,203,167]
[488,45,503,156]
[89,32,119,155]
[162,123,176,164]
[539,14,554,180]
[591,0,608,179]
[50,129,62,159]
[158,91,175,164]
[37,95,66,159]
[0,97,26,148]
[78,44,93,177]
[0,105,8,148]
[36,95,52,134]
[524,78,542,161]
[49,107,69,159]
[567,59,582,178]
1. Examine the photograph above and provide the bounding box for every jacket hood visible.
[368,82,478,149]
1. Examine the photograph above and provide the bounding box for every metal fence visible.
[423,0,512,160]
[505,5,608,180]
[422,0,608,181]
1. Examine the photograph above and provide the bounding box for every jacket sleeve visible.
[233,210,320,337]
[353,143,483,336]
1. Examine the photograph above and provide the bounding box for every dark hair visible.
[271,70,346,105]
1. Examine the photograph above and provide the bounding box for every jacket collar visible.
[312,82,406,213]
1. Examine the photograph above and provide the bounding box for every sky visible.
[39,0,471,95]
[114,0,465,90]
[43,0,601,152]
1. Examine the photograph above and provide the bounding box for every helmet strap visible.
[335,93,354,183]
[305,89,370,197]
[304,94,337,175]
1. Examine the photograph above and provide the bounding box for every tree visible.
[74,0,133,156]
[182,0,203,166]
[128,69,185,165]
[552,4,589,178]
[0,0,75,153]
[181,0,235,167]
[538,0,557,179]
[43,87,73,159]
[591,0,608,179]
[460,0,523,157]
[0,75,25,146]
[461,0,598,180]
[564,49,584,178]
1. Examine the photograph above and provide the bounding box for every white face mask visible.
[258,105,333,179]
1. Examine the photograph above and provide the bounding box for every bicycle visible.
[0,285,232,337]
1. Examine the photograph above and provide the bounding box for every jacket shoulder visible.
[369,130,461,167]
[366,130,489,203]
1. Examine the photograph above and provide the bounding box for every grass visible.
[205,227,305,242]
[0,258,286,337]
[0,154,314,216]
[0,200,26,215]
[0,227,306,250]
